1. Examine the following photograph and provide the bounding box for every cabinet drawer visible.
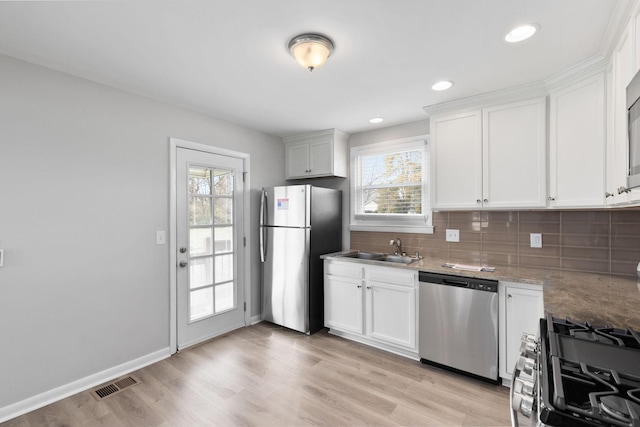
[325,261,363,279]
[364,266,416,287]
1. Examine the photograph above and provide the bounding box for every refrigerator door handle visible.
[260,190,267,262]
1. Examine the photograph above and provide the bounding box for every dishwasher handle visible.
[442,278,469,288]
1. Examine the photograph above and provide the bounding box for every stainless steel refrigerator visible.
[260,185,342,334]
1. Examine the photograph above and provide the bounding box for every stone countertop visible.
[322,251,640,330]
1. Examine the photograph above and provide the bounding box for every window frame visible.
[349,135,433,234]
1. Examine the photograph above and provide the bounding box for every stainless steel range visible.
[511,315,640,427]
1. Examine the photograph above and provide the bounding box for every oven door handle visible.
[509,373,522,427]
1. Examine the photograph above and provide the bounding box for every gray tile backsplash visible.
[350,209,640,277]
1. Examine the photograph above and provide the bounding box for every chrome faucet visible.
[389,237,402,255]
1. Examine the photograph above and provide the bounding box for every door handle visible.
[179,261,188,268]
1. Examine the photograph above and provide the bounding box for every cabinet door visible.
[286,143,310,178]
[308,140,333,176]
[502,286,544,379]
[608,27,635,205]
[366,281,416,350]
[483,98,547,208]
[549,73,606,207]
[431,110,483,209]
[324,275,364,335]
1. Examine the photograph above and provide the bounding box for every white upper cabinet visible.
[483,98,547,208]
[431,98,546,210]
[549,72,606,208]
[431,110,483,210]
[284,128,349,179]
[606,11,640,206]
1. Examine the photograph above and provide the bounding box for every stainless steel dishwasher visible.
[418,271,499,382]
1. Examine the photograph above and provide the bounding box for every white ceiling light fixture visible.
[432,80,454,91]
[369,117,384,124]
[288,33,335,72]
[505,24,540,43]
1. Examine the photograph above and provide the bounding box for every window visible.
[350,136,432,233]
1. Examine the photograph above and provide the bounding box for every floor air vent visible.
[90,375,140,401]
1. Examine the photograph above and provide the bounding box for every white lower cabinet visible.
[498,281,544,382]
[324,260,418,359]
[324,267,364,335]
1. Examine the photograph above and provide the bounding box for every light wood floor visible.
[3,322,511,426]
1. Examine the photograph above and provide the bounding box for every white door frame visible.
[169,137,251,353]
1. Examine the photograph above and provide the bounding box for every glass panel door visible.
[176,148,245,350]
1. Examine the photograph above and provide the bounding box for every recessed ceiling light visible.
[369,117,384,124]
[505,24,539,43]
[432,80,454,91]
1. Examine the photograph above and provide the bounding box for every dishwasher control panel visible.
[418,271,498,293]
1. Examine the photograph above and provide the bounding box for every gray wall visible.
[0,54,285,409]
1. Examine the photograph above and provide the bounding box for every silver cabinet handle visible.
[605,192,614,198]
[618,186,631,194]
[508,294,512,300]
[476,199,482,204]
[179,247,187,253]
[357,285,362,288]
[483,198,488,203]
[547,196,555,201]
[179,261,188,268]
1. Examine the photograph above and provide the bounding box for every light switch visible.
[156,231,166,245]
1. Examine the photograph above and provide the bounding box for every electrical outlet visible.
[530,233,542,248]
[156,231,166,245]
[446,229,460,242]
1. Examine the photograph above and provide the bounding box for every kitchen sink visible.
[339,251,419,264]
[340,251,384,260]
[379,255,416,264]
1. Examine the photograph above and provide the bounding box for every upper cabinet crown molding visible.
[598,0,639,59]
[283,128,349,179]
[423,81,548,118]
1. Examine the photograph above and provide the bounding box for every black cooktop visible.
[540,316,640,427]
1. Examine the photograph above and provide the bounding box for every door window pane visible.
[190,287,213,321]
[215,254,233,283]
[189,167,212,195]
[190,228,213,256]
[215,282,234,313]
[214,197,233,224]
[190,196,212,225]
[189,257,213,289]
[214,226,233,253]
[213,170,233,196]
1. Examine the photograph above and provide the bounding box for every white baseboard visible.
[0,347,171,424]
[250,315,262,325]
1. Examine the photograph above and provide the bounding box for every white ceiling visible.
[0,0,626,138]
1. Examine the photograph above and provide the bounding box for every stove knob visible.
[513,377,535,397]
[516,356,536,375]
[521,333,536,343]
[519,340,537,357]
[520,395,534,418]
